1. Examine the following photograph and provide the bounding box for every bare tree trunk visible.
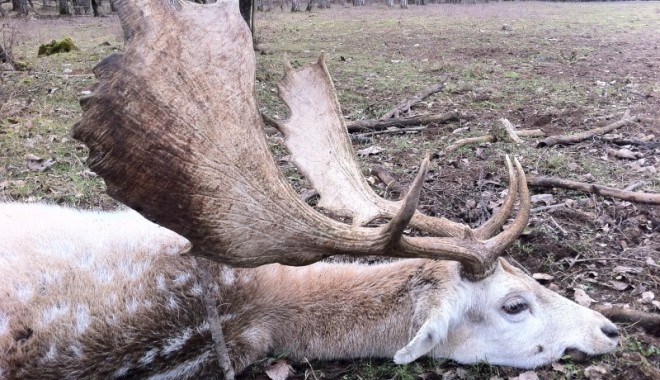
[352,0,364,6]
[305,0,313,11]
[239,0,252,27]
[291,0,301,12]
[59,0,71,15]
[400,0,408,9]
[91,0,99,16]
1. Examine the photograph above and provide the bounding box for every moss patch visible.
[37,37,79,56]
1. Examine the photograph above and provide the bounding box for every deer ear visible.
[393,311,449,364]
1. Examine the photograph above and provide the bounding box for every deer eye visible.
[502,298,529,315]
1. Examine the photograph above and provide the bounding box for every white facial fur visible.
[395,259,618,368]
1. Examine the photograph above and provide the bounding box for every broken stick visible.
[537,110,638,148]
[528,176,660,205]
[439,119,543,155]
[380,81,447,120]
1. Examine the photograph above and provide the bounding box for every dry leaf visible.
[641,291,655,304]
[356,145,384,157]
[26,154,56,172]
[533,273,555,281]
[531,194,554,205]
[609,280,629,291]
[574,288,595,307]
[514,371,539,380]
[264,360,293,380]
[551,362,566,373]
[584,365,609,380]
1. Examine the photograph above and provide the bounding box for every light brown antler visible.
[274,56,519,240]
[73,0,530,280]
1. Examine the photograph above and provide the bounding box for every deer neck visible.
[226,259,456,363]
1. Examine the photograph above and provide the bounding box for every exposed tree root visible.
[527,176,660,205]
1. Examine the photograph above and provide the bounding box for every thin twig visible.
[570,257,659,268]
[380,81,446,120]
[194,257,236,380]
[549,216,568,235]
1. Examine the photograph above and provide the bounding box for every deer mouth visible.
[563,347,589,362]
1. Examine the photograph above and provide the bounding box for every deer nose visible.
[601,324,619,339]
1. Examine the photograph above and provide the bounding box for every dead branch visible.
[195,257,236,380]
[380,81,446,120]
[516,129,545,137]
[537,111,638,147]
[346,111,459,133]
[495,118,523,143]
[601,137,659,150]
[370,166,407,194]
[527,176,660,205]
[438,119,542,155]
[592,305,660,336]
[442,135,496,154]
[353,126,426,139]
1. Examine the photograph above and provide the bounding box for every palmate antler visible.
[73,0,530,280]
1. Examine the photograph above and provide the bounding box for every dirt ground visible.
[1,2,658,379]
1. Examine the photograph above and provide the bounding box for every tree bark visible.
[291,0,301,12]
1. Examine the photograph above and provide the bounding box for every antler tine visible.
[276,57,525,239]
[483,157,531,256]
[473,155,518,238]
[391,158,530,281]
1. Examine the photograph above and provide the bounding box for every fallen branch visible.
[439,119,542,155]
[380,81,447,120]
[601,137,659,150]
[346,111,459,133]
[527,176,660,205]
[370,166,407,194]
[537,110,638,148]
[592,305,660,336]
[353,126,426,139]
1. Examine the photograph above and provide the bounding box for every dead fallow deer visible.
[0,0,620,378]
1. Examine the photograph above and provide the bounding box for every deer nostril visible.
[601,325,619,339]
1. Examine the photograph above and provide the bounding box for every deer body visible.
[0,203,618,379]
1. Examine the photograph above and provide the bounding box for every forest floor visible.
[1,2,659,379]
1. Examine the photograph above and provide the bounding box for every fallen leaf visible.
[356,145,384,157]
[26,154,56,172]
[609,280,629,291]
[641,291,655,304]
[531,194,554,205]
[515,371,539,380]
[533,273,555,281]
[613,266,642,275]
[264,360,293,380]
[574,288,595,307]
[584,364,609,380]
[551,362,566,373]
